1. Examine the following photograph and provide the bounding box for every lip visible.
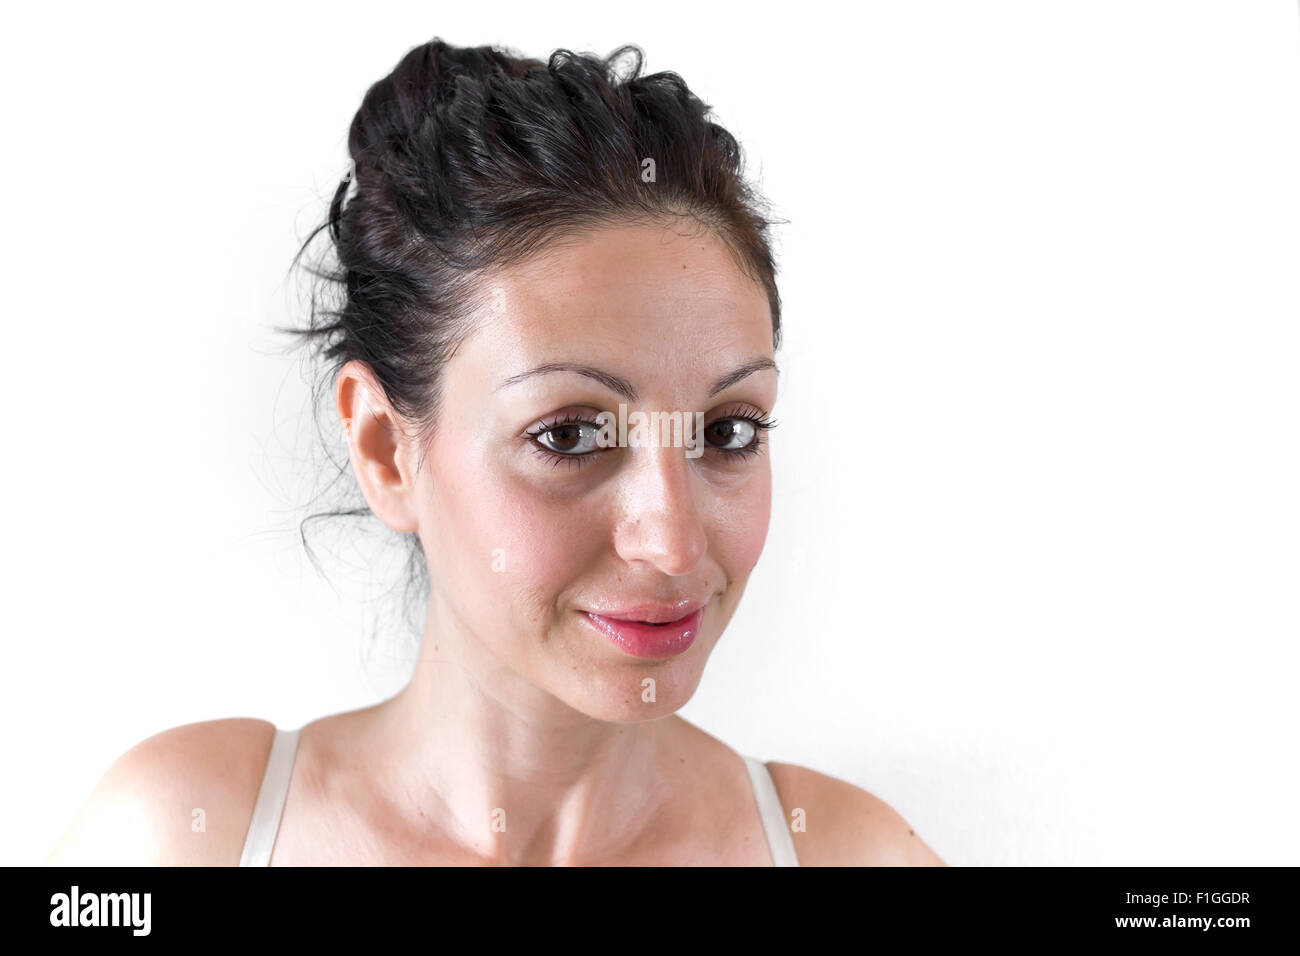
[589,599,708,624]
[581,606,705,659]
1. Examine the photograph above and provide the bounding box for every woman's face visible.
[386,219,777,722]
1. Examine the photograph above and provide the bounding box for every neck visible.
[362,591,677,865]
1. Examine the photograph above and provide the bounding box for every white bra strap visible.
[238,726,301,867]
[742,755,800,867]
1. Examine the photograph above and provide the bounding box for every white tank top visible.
[239,726,800,866]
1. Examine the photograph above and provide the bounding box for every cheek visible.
[421,446,600,620]
[707,467,772,579]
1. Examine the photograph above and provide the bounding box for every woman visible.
[48,38,944,866]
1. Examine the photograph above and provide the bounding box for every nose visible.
[612,444,708,577]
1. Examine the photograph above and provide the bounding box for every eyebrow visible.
[497,362,639,400]
[706,357,779,397]
[496,358,779,401]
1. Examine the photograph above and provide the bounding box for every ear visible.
[335,359,420,534]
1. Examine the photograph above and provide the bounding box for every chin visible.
[549,645,714,724]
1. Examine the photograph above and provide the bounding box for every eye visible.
[699,406,777,461]
[703,418,759,451]
[534,422,602,456]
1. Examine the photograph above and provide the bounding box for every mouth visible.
[580,605,706,659]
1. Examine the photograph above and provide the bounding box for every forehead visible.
[458,220,774,391]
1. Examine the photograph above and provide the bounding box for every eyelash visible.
[523,409,778,471]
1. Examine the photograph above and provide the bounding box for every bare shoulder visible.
[45,717,277,866]
[766,762,947,867]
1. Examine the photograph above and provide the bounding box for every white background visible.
[3,1,1297,866]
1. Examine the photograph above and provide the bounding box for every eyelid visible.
[521,406,608,437]
[709,400,767,416]
[705,401,776,428]
[524,400,772,429]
